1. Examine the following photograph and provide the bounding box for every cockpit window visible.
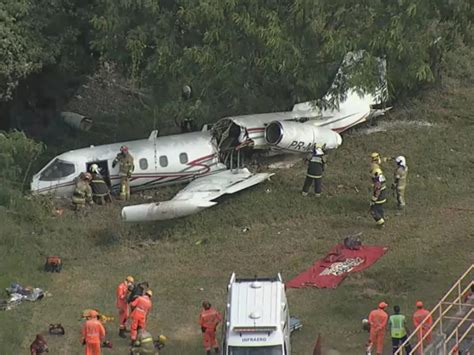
[39,159,76,181]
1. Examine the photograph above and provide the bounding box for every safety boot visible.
[119,328,127,338]
[301,191,308,197]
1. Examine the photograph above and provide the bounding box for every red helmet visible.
[120,145,129,153]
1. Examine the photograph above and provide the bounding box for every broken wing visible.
[121,169,274,222]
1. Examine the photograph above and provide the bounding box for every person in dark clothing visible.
[302,144,326,197]
[89,164,112,204]
[127,282,150,304]
[30,334,49,354]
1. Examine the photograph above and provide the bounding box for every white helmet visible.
[395,156,406,167]
[90,164,100,174]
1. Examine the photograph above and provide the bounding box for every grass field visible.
[1,50,474,355]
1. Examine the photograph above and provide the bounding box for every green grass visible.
[1,57,474,354]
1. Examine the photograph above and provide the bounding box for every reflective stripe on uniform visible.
[375,199,386,204]
[306,174,322,178]
[141,337,153,343]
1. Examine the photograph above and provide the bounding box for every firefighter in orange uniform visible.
[412,301,433,348]
[81,310,106,355]
[199,301,222,355]
[130,289,153,343]
[367,301,389,355]
[117,275,135,338]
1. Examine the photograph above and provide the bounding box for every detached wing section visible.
[121,169,274,222]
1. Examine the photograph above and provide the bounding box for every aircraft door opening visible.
[86,160,111,188]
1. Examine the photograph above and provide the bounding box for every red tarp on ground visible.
[286,244,388,289]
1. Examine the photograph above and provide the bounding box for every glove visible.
[201,326,206,333]
[82,339,86,346]
[112,161,117,168]
[370,201,375,207]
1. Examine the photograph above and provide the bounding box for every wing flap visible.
[121,168,273,222]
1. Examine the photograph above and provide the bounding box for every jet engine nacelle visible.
[265,121,342,152]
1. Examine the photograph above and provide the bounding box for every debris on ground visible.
[290,316,303,333]
[1,283,45,310]
[352,120,435,136]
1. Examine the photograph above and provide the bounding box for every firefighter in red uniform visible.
[130,289,153,343]
[81,310,106,355]
[367,301,389,355]
[412,301,433,349]
[199,301,222,355]
[116,275,135,338]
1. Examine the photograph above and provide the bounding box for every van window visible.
[159,156,168,167]
[39,159,75,181]
[139,158,148,170]
[229,346,283,355]
[179,153,188,164]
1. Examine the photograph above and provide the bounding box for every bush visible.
[0,131,44,191]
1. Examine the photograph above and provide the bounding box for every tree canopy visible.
[1,0,472,125]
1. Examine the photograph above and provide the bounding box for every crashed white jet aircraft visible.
[31,52,390,222]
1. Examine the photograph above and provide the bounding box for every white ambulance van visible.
[222,273,291,355]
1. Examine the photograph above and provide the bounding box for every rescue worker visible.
[199,301,222,355]
[370,167,387,228]
[89,164,112,205]
[130,289,153,343]
[112,145,134,200]
[370,152,392,174]
[367,301,389,355]
[412,301,433,348]
[72,172,93,210]
[302,144,326,197]
[389,305,412,354]
[392,156,408,209]
[130,330,163,355]
[370,152,383,173]
[81,309,106,355]
[30,334,49,354]
[117,276,135,338]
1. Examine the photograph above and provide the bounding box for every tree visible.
[89,0,471,125]
[0,0,95,101]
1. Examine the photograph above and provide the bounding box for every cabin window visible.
[39,159,75,181]
[139,158,148,170]
[179,153,188,164]
[159,156,168,167]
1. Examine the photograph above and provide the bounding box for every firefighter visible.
[392,156,408,209]
[130,289,153,343]
[72,172,93,210]
[370,152,383,173]
[117,276,135,338]
[370,167,387,228]
[412,301,433,348]
[199,301,222,355]
[112,146,134,200]
[30,334,49,354]
[302,144,326,197]
[389,305,412,354]
[367,302,389,355]
[89,164,112,205]
[130,330,165,355]
[81,310,106,355]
